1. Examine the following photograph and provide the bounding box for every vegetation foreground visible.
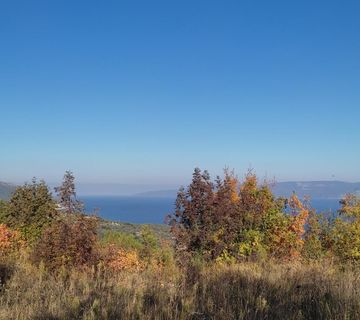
[2,259,360,319]
[2,169,360,319]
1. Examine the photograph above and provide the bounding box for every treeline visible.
[0,171,173,274]
[1,168,360,319]
[1,167,360,270]
[168,168,360,264]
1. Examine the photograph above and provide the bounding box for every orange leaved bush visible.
[0,224,24,258]
[106,246,144,272]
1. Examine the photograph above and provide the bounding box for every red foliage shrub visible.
[31,215,98,271]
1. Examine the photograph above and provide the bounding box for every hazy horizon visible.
[2,178,360,197]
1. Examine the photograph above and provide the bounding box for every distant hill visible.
[272,181,360,199]
[134,181,360,200]
[133,190,178,198]
[0,182,16,200]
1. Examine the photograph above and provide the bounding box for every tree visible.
[169,168,215,259]
[331,194,360,264]
[266,194,309,260]
[0,200,7,222]
[55,171,84,214]
[140,225,159,265]
[302,210,327,260]
[1,178,56,241]
[169,168,310,262]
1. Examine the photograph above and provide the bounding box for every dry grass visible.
[1,259,360,319]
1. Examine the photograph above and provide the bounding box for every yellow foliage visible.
[107,246,144,272]
[228,176,240,203]
[240,171,258,194]
[288,194,309,259]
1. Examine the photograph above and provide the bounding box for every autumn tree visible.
[169,168,215,260]
[55,171,84,214]
[211,170,290,261]
[210,169,241,258]
[266,194,309,260]
[169,168,311,262]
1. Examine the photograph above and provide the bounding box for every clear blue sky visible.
[1,0,359,188]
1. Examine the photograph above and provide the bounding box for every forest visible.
[1,169,360,319]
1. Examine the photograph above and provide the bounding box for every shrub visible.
[31,215,98,271]
[106,247,144,272]
[0,224,24,287]
[0,224,24,259]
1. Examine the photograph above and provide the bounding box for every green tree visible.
[331,194,360,264]
[302,210,329,260]
[1,178,56,241]
[0,200,8,221]
[140,225,159,264]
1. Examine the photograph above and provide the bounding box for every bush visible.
[0,224,24,259]
[31,215,98,271]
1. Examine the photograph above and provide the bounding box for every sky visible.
[1,0,360,190]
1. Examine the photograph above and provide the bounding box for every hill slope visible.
[135,181,360,200]
[271,181,360,199]
[0,182,16,200]
[99,219,171,240]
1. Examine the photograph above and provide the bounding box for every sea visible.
[81,196,342,224]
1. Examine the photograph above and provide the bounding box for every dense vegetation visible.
[1,169,360,319]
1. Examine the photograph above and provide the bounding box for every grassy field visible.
[1,259,360,319]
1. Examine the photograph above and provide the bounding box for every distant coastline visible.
[133,181,360,200]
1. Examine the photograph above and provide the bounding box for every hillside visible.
[271,181,360,199]
[135,181,360,200]
[99,219,171,241]
[0,182,16,200]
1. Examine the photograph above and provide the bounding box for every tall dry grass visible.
[1,259,360,319]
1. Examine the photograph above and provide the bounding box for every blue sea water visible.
[81,196,342,224]
[82,196,175,224]
[310,198,341,214]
